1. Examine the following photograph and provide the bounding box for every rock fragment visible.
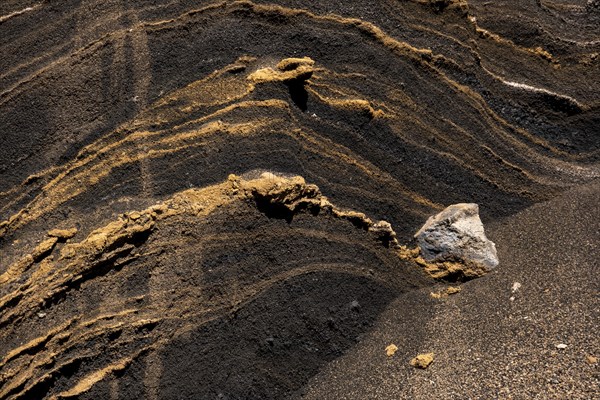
[369,220,399,247]
[48,228,78,239]
[276,57,315,71]
[248,57,315,83]
[386,344,398,357]
[446,286,461,295]
[32,237,58,261]
[430,286,461,298]
[410,352,434,369]
[414,203,499,271]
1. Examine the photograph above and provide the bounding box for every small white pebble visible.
[511,282,522,293]
[37,312,46,318]
[509,296,515,301]
[556,343,567,349]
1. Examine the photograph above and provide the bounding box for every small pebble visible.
[446,286,461,295]
[586,355,597,364]
[410,352,434,369]
[556,343,567,349]
[386,344,398,357]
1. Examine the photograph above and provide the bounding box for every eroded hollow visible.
[286,79,309,111]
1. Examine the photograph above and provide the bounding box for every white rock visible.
[512,282,522,293]
[414,203,499,270]
[556,343,568,349]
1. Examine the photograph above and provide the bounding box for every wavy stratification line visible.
[1,1,595,191]
[0,50,595,246]
[0,2,598,397]
[0,3,41,24]
[0,173,431,399]
[0,0,184,99]
[0,56,438,239]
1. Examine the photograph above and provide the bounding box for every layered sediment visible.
[0,0,598,398]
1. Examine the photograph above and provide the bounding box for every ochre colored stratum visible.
[0,0,598,398]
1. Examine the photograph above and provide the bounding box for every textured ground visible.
[0,0,598,399]
[302,182,600,400]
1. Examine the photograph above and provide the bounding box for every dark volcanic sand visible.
[301,182,600,400]
[0,0,598,399]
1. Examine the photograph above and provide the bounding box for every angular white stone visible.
[414,203,499,270]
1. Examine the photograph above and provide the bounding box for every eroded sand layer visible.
[0,0,598,398]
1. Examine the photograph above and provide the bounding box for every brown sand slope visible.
[302,181,599,399]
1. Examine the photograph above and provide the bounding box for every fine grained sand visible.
[0,0,598,398]
[301,181,599,399]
